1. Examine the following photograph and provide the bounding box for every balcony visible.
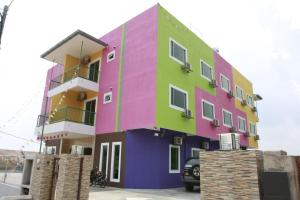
[35,107,96,138]
[47,64,99,97]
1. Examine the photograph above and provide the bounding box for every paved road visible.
[0,183,21,198]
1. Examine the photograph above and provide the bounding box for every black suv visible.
[182,157,200,191]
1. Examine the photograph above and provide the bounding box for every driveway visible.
[89,187,200,200]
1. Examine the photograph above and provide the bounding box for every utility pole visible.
[0,1,14,46]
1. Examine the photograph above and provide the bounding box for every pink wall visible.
[120,5,157,130]
[40,64,63,114]
[95,26,123,134]
[195,52,248,146]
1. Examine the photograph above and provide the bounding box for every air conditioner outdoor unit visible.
[80,55,91,65]
[211,119,220,127]
[227,90,234,98]
[182,109,193,119]
[229,126,237,133]
[219,133,240,151]
[241,99,247,106]
[181,62,192,73]
[203,141,210,150]
[71,145,84,155]
[254,135,260,140]
[209,79,217,88]
[77,92,87,101]
[174,137,183,145]
[251,106,257,112]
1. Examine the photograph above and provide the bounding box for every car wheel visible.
[191,165,200,179]
[185,184,193,191]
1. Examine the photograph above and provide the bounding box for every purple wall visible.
[120,5,157,130]
[40,64,63,114]
[124,129,201,189]
[96,26,123,134]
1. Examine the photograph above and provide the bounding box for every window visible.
[103,91,112,104]
[200,60,213,81]
[46,146,56,155]
[169,145,180,173]
[99,143,109,178]
[191,148,200,158]
[235,85,243,100]
[202,100,215,121]
[107,50,115,62]
[222,109,233,127]
[88,60,100,82]
[238,116,246,132]
[247,95,254,107]
[249,122,257,135]
[110,142,122,182]
[220,74,230,92]
[170,39,187,64]
[169,85,188,111]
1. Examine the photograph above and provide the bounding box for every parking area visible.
[89,187,200,200]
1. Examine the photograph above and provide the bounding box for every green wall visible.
[156,5,216,135]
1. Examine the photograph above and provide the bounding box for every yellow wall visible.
[232,67,259,148]
[49,49,103,123]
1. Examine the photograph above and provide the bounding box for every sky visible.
[0,0,299,154]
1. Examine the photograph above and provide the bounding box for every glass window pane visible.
[250,123,256,134]
[113,145,120,179]
[101,146,108,175]
[192,149,200,157]
[223,111,232,126]
[221,76,229,91]
[236,87,243,99]
[171,147,179,170]
[171,41,186,63]
[171,88,186,109]
[203,101,214,119]
[201,62,212,80]
[239,118,246,131]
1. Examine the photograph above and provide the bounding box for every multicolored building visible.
[35,4,262,188]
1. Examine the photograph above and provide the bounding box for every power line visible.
[0,130,39,144]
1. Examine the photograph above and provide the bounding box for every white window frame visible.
[200,59,213,81]
[99,143,109,178]
[235,85,244,101]
[169,84,188,112]
[107,50,115,63]
[191,148,201,158]
[249,122,257,135]
[110,142,122,183]
[202,99,215,121]
[88,58,101,83]
[222,109,233,128]
[169,144,180,173]
[238,116,246,132]
[169,38,188,65]
[103,91,112,104]
[220,74,230,92]
[247,94,254,107]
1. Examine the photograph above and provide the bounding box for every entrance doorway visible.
[84,99,96,125]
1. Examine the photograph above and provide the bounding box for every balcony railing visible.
[49,64,99,90]
[36,107,96,127]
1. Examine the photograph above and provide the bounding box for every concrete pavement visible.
[89,187,200,200]
[0,183,21,198]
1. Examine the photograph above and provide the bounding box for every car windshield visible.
[186,158,199,165]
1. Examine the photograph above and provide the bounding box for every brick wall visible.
[200,150,261,200]
[30,155,55,200]
[55,155,92,200]
[295,156,300,191]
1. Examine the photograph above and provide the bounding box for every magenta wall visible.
[95,26,123,134]
[40,64,63,114]
[195,52,248,146]
[120,5,157,130]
